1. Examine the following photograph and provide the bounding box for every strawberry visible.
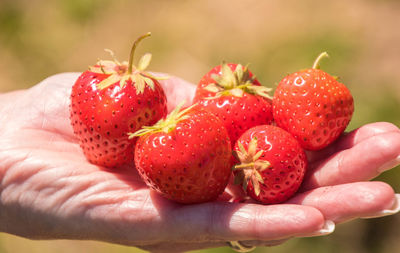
[233,125,307,204]
[70,33,167,167]
[273,52,354,150]
[130,103,232,204]
[193,63,273,147]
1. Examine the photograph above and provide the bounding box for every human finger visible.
[307,122,400,163]
[137,220,334,253]
[288,181,399,223]
[302,131,400,190]
[141,191,328,243]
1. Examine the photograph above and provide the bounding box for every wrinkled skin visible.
[0,73,399,253]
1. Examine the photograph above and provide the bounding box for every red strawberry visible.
[193,63,273,146]
[273,52,354,150]
[131,103,232,204]
[233,125,307,204]
[70,33,167,167]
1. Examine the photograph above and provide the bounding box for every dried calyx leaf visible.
[204,63,272,99]
[89,32,167,94]
[128,102,196,138]
[233,138,270,196]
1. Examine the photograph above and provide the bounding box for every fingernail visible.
[377,155,400,173]
[362,193,400,219]
[300,220,335,237]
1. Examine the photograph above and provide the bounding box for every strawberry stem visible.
[312,52,329,69]
[234,162,255,169]
[128,32,151,74]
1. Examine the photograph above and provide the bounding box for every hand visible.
[0,73,399,253]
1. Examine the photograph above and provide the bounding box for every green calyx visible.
[312,51,329,69]
[128,102,196,139]
[233,138,270,196]
[204,63,272,99]
[89,32,168,94]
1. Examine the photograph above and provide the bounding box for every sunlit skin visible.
[0,73,399,253]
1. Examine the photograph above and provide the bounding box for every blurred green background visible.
[0,0,399,252]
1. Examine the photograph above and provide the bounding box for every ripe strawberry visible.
[273,52,354,150]
[193,63,273,146]
[131,103,232,204]
[70,33,167,167]
[233,125,307,204]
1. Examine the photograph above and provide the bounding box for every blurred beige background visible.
[0,0,399,252]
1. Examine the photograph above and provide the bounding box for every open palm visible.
[0,73,399,253]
